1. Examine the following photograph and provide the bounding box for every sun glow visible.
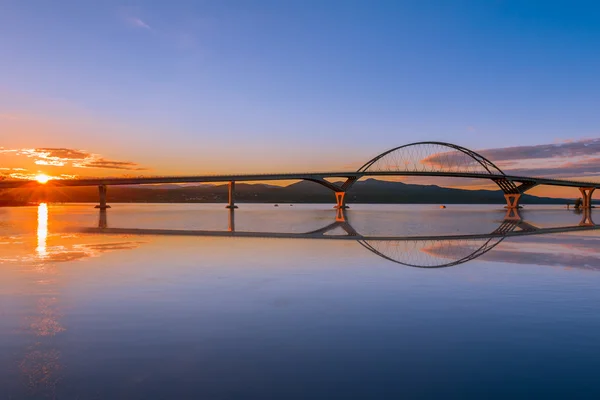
[35,174,50,184]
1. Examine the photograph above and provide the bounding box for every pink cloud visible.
[1,147,147,171]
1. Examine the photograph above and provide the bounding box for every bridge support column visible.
[226,181,238,209]
[579,187,596,209]
[334,192,348,209]
[504,193,521,209]
[94,185,111,209]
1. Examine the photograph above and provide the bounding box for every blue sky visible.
[1,0,599,179]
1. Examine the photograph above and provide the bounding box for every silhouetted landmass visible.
[0,200,38,207]
[0,178,573,205]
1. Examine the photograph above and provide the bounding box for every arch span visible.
[357,141,505,175]
[354,141,541,208]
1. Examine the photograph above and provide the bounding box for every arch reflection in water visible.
[358,237,505,268]
[86,208,599,269]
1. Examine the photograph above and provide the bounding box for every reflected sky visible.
[1,203,599,270]
[1,204,600,398]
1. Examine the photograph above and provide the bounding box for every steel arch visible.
[357,141,506,175]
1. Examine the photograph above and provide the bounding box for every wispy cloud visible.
[117,7,204,51]
[0,113,20,121]
[481,138,600,162]
[0,167,31,180]
[75,158,146,171]
[0,147,147,172]
[421,138,600,180]
[126,16,151,30]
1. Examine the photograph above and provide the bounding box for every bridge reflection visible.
[91,208,598,269]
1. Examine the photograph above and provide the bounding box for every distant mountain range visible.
[0,178,572,205]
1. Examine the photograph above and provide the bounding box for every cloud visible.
[33,148,89,160]
[75,158,146,171]
[1,167,30,180]
[480,138,600,179]
[126,16,151,29]
[0,147,146,172]
[480,138,600,162]
[420,138,600,180]
[0,113,20,121]
[498,157,600,178]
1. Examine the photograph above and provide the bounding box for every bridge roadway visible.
[1,171,600,190]
[1,171,598,211]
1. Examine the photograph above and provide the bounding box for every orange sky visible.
[1,103,598,200]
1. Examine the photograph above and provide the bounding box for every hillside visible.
[0,178,572,205]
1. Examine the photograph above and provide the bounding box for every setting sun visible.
[35,174,50,184]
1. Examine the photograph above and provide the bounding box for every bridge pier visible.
[334,192,348,209]
[504,193,521,209]
[94,185,111,210]
[226,181,238,209]
[579,187,595,209]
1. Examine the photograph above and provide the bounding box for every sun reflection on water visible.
[36,203,48,258]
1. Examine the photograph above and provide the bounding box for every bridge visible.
[2,142,598,213]
[85,208,599,269]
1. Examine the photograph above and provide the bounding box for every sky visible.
[1,0,599,197]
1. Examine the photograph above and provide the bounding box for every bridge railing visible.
[2,171,599,187]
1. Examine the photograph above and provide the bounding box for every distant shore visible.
[0,201,39,207]
[0,201,588,207]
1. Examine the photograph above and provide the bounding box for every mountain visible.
[0,178,573,205]
[127,183,215,190]
[127,183,282,190]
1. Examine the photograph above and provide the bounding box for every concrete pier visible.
[226,181,238,209]
[334,192,348,209]
[95,185,111,210]
[504,193,521,209]
[579,187,596,209]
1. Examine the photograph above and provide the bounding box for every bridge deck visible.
[1,171,599,189]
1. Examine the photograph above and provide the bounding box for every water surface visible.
[1,203,600,399]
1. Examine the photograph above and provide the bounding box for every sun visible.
[35,174,50,184]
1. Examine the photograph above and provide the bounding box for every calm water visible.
[1,203,600,399]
